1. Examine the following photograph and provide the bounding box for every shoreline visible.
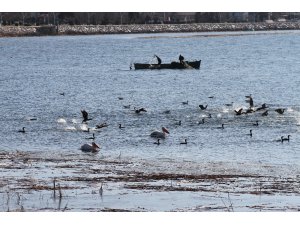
[1,22,300,37]
[1,149,299,211]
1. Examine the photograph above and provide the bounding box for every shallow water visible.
[0,30,300,211]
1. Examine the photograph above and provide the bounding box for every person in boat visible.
[154,55,162,65]
[179,54,185,64]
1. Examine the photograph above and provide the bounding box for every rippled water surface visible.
[1,30,300,211]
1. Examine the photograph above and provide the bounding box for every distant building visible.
[230,12,249,22]
[175,12,196,23]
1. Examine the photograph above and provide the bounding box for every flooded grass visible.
[1,150,300,211]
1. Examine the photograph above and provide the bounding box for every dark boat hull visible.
[134,60,201,70]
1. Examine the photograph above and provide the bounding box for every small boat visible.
[133,60,201,70]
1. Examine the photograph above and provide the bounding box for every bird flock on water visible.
[17,93,292,153]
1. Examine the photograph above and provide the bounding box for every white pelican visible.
[150,127,169,139]
[80,142,100,152]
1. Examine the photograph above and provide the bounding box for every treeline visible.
[0,12,298,26]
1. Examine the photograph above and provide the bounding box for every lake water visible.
[0,30,300,211]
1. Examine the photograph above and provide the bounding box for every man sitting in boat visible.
[154,55,162,65]
[179,54,185,64]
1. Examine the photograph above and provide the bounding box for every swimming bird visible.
[18,127,26,133]
[118,97,124,100]
[180,139,187,144]
[205,113,212,118]
[245,108,255,114]
[198,118,205,125]
[86,133,95,140]
[208,96,214,99]
[262,110,268,116]
[154,139,160,145]
[247,130,253,137]
[119,124,125,129]
[83,128,90,133]
[225,102,233,107]
[182,101,188,105]
[134,107,147,114]
[256,103,267,111]
[123,104,131,109]
[281,135,291,142]
[234,108,244,116]
[199,104,208,110]
[175,120,182,126]
[59,92,65,96]
[245,95,254,108]
[253,121,259,126]
[81,110,92,123]
[276,136,284,142]
[217,124,225,129]
[96,123,108,129]
[80,142,100,152]
[275,108,285,114]
[150,127,169,139]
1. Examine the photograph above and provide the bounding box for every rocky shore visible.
[1,22,300,37]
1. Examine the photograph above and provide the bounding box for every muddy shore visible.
[1,22,300,37]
